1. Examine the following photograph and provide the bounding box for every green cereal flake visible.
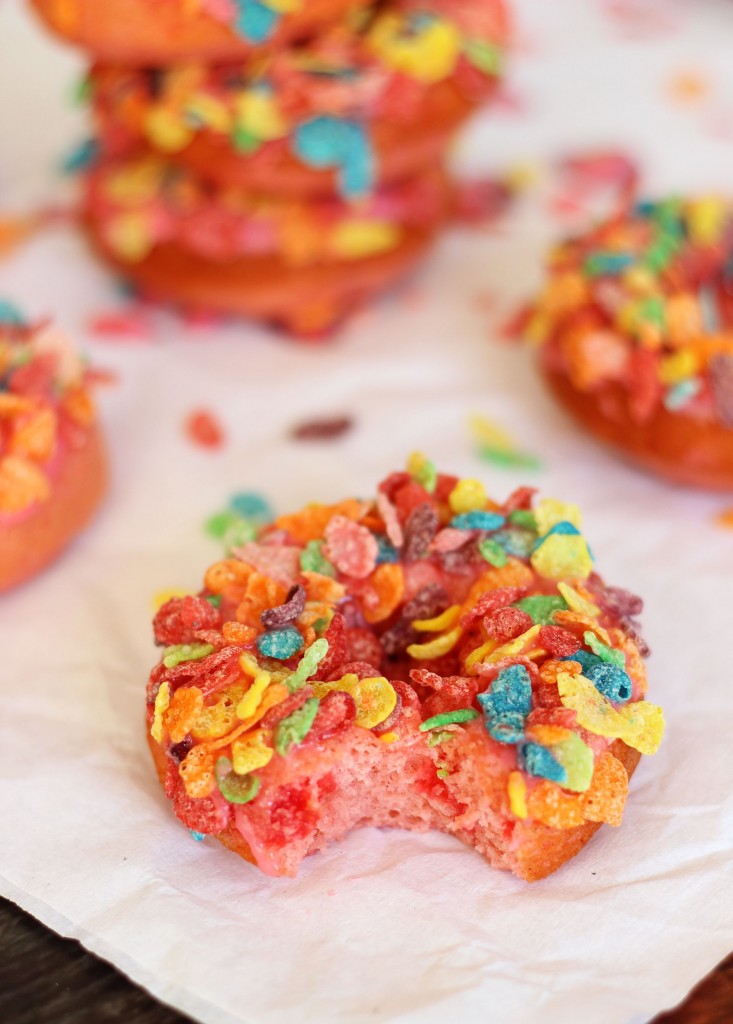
[300,539,335,577]
[478,537,508,568]
[163,643,214,669]
[419,709,480,732]
[283,638,329,694]
[508,509,537,531]
[584,630,625,668]
[513,594,568,625]
[275,698,320,756]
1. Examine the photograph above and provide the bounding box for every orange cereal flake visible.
[164,685,205,744]
[361,563,405,624]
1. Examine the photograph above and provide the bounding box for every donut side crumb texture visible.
[525,197,733,430]
[146,456,664,879]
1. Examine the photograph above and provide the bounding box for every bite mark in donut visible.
[146,457,664,880]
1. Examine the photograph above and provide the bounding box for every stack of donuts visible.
[30,0,509,335]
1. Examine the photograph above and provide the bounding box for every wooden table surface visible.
[0,897,730,1024]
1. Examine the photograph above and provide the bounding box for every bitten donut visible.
[525,197,733,489]
[146,456,664,881]
[0,309,107,592]
[29,0,371,66]
[89,0,509,200]
[84,154,450,333]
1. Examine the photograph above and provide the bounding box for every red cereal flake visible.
[260,686,313,728]
[307,690,357,742]
[422,676,482,718]
[533,684,564,709]
[166,645,244,697]
[290,415,354,441]
[185,409,225,449]
[433,474,460,503]
[392,480,431,519]
[172,779,232,834]
[323,515,378,579]
[483,607,534,642]
[460,586,528,629]
[343,627,383,669]
[153,595,221,646]
[502,486,537,514]
[317,613,347,679]
[538,625,581,657]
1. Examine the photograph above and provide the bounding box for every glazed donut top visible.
[526,197,733,426]
[0,307,97,519]
[147,457,664,834]
[89,0,508,199]
[86,155,449,265]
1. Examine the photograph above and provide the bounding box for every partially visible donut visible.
[29,0,372,66]
[88,0,509,199]
[0,311,108,592]
[145,457,664,880]
[84,154,450,332]
[525,197,733,490]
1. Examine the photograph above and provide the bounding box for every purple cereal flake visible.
[290,415,355,441]
[709,353,733,428]
[599,584,644,618]
[261,584,307,629]
[402,503,440,562]
[380,584,450,657]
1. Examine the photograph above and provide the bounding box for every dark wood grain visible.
[0,897,191,1024]
[0,895,730,1022]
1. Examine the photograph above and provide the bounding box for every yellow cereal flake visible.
[557,581,600,618]
[231,729,274,776]
[557,673,664,754]
[406,626,462,660]
[191,685,246,741]
[534,498,582,535]
[236,670,272,720]
[531,534,593,582]
[314,675,397,730]
[412,605,461,632]
[507,771,528,819]
[150,682,171,743]
[449,478,488,514]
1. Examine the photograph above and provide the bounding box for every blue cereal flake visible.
[375,534,399,564]
[450,511,506,531]
[190,830,206,842]
[0,300,25,326]
[562,648,599,673]
[234,0,279,42]
[664,378,702,412]
[294,116,374,199]
[519,742,568,784]
[584,251,635,277]
[585,661,633,703]
[485,711,526,745]
[493,528,536,559]
[478,665,533,718]
[532,520,580,550]
[60,137,98,174]
[257,625,304,661]
[229,491,273,523]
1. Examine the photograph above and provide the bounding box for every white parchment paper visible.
[1,1,733,1021]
